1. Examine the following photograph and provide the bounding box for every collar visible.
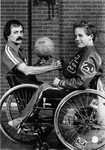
[7,42,20,53]
[79,45,94,51]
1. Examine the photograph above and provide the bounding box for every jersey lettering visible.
[67,54,80,73]
[81,61,95,75]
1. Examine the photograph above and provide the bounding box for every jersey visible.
[2,42,27,74]
[1,42,39,85]
[60,46,102,89]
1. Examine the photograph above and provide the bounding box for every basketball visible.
[34,37,54,57]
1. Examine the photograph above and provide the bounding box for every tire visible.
[0,84,39,144]
[54,89,105,150]
[0,84,54,144]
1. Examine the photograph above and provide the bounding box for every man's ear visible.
[89,34,94,41]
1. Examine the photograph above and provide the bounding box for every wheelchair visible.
[0,74,105,150]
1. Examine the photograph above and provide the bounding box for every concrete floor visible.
[0,129,67,150]
[1,129,105,150]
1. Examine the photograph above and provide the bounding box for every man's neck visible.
[8,41,21,48]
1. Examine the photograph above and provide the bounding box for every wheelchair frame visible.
[1,76,105,150]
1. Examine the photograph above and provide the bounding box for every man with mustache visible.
[2,19,61,86]
[16,36,23,41]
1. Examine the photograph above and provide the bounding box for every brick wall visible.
[1,0,105,97]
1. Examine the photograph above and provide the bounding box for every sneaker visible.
[8,117,24,127]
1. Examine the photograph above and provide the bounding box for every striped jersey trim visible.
[5,45,19,65]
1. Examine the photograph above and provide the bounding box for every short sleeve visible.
[2,45,25,71]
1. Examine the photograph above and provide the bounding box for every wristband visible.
[59,80,63,86]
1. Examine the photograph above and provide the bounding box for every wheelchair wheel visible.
[0,84,39,144]
[54,89,105,150]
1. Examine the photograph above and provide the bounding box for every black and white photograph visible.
[0,0,105,150]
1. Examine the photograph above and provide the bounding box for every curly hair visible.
[73,20,97,42]
[3,19,24,41]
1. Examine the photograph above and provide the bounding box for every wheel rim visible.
[54,89,105,150]
[0,84,38,144]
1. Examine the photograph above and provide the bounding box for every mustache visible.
[16,37,23,41]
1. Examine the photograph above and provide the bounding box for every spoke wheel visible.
[0,84,38,144]
[54,89,105,150]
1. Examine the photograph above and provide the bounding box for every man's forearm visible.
[18,61,61,75]
[24,65,59,75]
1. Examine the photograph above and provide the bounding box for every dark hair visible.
[73,20,97,41]
[3,19,24,41]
